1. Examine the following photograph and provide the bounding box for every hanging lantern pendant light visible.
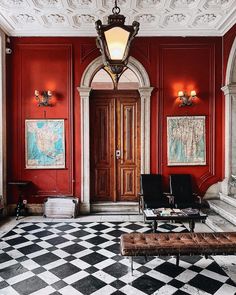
[95,0,140,80]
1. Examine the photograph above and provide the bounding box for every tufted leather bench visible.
[120,232,236,274]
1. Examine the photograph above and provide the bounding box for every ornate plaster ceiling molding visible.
[0,0,235,36]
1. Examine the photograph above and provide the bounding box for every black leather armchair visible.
[139,174,173,212]
[169,174,201,209]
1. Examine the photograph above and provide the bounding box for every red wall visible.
[7,36,224,204]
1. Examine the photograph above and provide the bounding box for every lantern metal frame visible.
[95,0,139,83]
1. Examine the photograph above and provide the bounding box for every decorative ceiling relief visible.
[0,0,235,36]
[73,14,95,27]
[15,13,36,24]
[47,13,66,24]
[165,13,187,25]
[136,14,156,23]
[194,13,218,25]
[137,0,161,8]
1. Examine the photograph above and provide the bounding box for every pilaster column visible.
[222,84,236,178]
[138,87,154,174]
[0,32,6,214]
[77,86,92,214]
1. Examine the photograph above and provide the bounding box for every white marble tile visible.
[153,285,178,295]
[38,271,60,284]
[63,270,88,284]
[21,259,40,270]
[120,285,146,295]
[0,286,20,295]
[7,271,34,285]
[175,269,198,283]
[70,258,91,269]
[92,270,116,284]
[147,269,172,283]
[91,285,116,295]
[43,258,67,270]
[58,285,84,295]
[30,286,56,295]
[214,283,236,295]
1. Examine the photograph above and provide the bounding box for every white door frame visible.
[77,56,153,213]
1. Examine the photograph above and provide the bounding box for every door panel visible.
[90,90,140,202]
[117,98,140,201]
[90,98,115,201]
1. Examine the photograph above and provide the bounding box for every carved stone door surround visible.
[77,56,153,213]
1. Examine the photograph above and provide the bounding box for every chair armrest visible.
[163,192,174,204]
[193,193,202,204]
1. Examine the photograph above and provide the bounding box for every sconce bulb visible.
[178,91,184,97]
[190,90,196,97]
[34,90,39,97]
[47,90,52,96]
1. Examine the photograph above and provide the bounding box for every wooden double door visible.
[90,90,141,202]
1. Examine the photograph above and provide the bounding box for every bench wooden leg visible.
[176,254,180,266]
[129,257,133,275]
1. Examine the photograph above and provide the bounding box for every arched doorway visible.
[77,56,153,213]
[220,37,236,196]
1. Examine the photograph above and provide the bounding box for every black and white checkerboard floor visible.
[0,221,236,295]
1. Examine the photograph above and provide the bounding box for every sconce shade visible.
[177,90,197,107]
[35,90,52,107]
[95,0,139,79]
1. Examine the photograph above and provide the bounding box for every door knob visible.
[116,150,121,159]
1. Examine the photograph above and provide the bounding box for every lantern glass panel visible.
[104,27,130,60]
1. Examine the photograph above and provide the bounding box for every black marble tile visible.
[110,279,126,289]
[86,266,99,274]
[0,263,28,280]
[18,243,43,255]
[80,252,107,265]
[154,262,185,278]
[0,253,12,263]
[206,261,230,276]
[70,229,91,238]
[169,279,185,289]
[90,224,111,231]
[86,236,109,246]
[21,224,41,232]
[33,230,54,238]
[103,262,129,278]
[110,291,126,295]
[131,274,165,294]
[51,280,67,290]
[173,290,190,295]
[12,275,47,295]
[56,224,75,231]
[188,274,223,293]
[32,266,47,275]
[0,280,9,289]
[5,236,29,246]
[72,275,106,295]
[50,262,80,279]
[46,236,68,246]
[32,252,60,266]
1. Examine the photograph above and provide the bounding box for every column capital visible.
[138,87,154,99]
[77,87,92,99]
[221,84,236,96]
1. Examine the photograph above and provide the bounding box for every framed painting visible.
[167,116,206,166]
[25,119,65,169]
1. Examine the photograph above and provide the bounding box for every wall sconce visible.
[34,90,52,107]
[177,90,197,107]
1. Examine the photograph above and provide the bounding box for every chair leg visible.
[176,254,180,266]
[129,257,134,275]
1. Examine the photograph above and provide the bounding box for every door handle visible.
[116,150,121,159]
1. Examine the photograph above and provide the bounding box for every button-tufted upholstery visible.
[120,232,236,257]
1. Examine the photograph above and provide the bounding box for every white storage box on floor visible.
[44,196,79,218]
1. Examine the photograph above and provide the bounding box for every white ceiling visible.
[0,0,236,37]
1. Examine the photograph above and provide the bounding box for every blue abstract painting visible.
[167,116,206,166]
[25,119,65,169]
